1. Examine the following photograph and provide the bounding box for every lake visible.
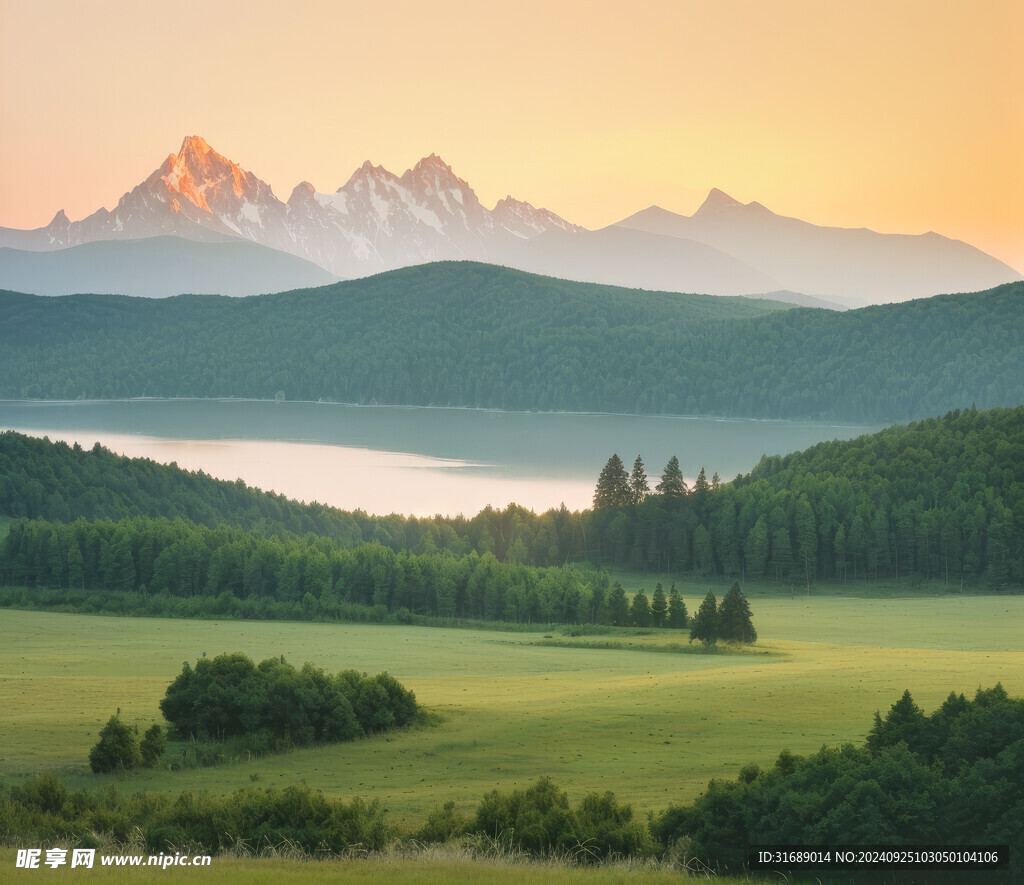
[0,399,883,517]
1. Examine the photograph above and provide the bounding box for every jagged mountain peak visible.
[696,188,746,214]
[413,153,450,171]
[179,134,213,157]
[341,160,396,189]
[288,181,317,202]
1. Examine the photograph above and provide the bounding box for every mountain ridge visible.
[1,136,1018,302]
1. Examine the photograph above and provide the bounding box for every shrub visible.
[89,714,141,773]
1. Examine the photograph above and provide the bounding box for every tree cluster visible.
[2,268,1022,423]
[88,715,164,774]
[688,584,757,645]
[159,653,417,746]
[586,406,1024,588]
[651,684,1024,876]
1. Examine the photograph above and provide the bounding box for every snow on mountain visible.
[3,138,1018,302]
[1,138,581,280]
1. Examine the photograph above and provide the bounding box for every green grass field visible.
[2,592,1022,833]
[2,849,781,884]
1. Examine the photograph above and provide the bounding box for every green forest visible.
[2,404,1022,619]
[1,263,1022,422]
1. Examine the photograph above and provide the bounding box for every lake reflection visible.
[0,400,883,517]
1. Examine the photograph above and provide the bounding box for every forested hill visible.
[0,263,1022,421]
[4,406,1024,591]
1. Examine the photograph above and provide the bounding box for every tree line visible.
[2,265,1022,422]
[0,509,765,636]
[3,404,1024,595]
[588,405,1024,588]
[0,515,613,625]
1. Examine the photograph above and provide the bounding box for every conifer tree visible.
[630,456,650,504]
[630,588,651,627]
[594,454,631,509]
[655,456,687,497]
[717,582,757,643]
[865,688,926,754]
[650,583,668,627]
[667,584,688,628]
[606,582,630,626]
[689,589,718,645]
[693,467,711,517]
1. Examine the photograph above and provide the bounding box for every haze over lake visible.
[0,399,883,516]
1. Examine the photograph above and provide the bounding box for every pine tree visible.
[718,582,757,643]
[689,589,718,645]
[630,455,650,504]
[606,582,630,626]
[667,584,688,628]
[630,588,651,627]
[833,524,847,582]
[794,495,817,590]
[650,583,668,627]
[655,456,687,497]
[745,515,769,579]
[865,689,926,754]
[693,467,711,517]
[593,454,631,509]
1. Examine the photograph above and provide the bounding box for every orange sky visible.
[2,0,1021,271]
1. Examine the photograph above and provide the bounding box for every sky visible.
[2,0,1021,272]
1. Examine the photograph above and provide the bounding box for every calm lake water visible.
[1,400,883,517]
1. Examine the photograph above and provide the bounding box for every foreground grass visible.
[0,848,790,884]
[3,593,1022,831]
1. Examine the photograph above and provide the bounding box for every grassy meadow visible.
[3,849,784,885]
[2,591,1022,834]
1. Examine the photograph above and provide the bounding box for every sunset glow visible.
[1,0,1021,270]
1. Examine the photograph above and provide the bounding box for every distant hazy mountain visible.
[614,193,1021,303]
[0,236,340,298]
[494,225,778,297]
[1,136,1018,302]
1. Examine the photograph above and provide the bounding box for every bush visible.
[89,714,141,773]
[418,801,470,843]
[140,724,166,767]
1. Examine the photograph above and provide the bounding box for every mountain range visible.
[1,136,1019,303]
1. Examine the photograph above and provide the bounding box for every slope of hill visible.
[0,263,1021,422]
[0,236,340,297]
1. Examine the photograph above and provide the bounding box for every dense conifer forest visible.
[2,404,1023,629]
[1,264,1022,421]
